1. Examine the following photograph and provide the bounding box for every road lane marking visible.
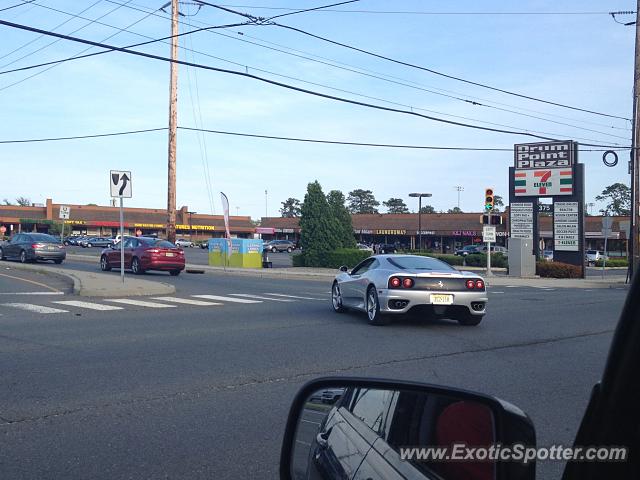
[151,297,222,306]
[0,292,64,295]
[490,291,505,294]
[53,301,123,311]
[192,295,262,304]
[0,272,62,292]
[263,293,325,301]
[229,294,295,302]
[104,299,176,308]
[2,303,68,314]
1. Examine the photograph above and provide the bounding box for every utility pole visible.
[265,189,268,218]
[629,2,640,279]
[166,0,179,243]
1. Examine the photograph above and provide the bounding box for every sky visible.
[0,0,636,219]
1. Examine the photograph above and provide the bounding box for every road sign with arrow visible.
[110,170,132,198]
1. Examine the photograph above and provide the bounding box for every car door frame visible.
[341,258,377,309]
[562,270,640,480]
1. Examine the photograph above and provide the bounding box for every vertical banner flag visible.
[220,192,232,257]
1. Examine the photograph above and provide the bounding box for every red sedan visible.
[100,236,185,276]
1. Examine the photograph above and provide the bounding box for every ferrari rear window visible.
[387,256,455,271]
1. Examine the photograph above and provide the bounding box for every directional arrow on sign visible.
[119,173,129,196]
[110,170,132,198]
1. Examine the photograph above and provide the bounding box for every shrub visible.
[292,249,371,268]
[536,261,582,278]
[292,253,305,267]
[463,254,508,268]
[595,258,628,267]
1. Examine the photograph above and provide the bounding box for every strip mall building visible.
[0,199,628,256]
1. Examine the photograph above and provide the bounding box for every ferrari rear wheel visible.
[331,282,346,313]
[366,286,389,326]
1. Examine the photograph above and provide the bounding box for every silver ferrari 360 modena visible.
[331,254,487,326]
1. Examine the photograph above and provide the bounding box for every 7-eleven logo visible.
[514,169,573,196]
[533,170,552,194]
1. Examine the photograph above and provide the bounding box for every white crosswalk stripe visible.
[263,293,325,301]
[192,295,262,304]
[151,297,222,306]
[53,300,123,311]
[104,299,176,308]
[229,294,295,302]
[2,303,68,314]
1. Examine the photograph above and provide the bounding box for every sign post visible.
[110,170,132,283]
[58,205,70,242]
[602,216,613,278]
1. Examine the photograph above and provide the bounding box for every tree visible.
[447,207,463,214]
[595,183,631,216]
[15,197,31,206]
[2,199,12,205]
[383,198,409,214]
[493,195,505,212]
[279,197,301,217]
[327,190,356,248]
[347,189,380,214]
[419,205,435,214]
[299,181,341,266]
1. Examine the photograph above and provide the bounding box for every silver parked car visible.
[0,233,66,264]
[331,254,487,326]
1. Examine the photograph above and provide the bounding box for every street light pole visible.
[409,192,432,252]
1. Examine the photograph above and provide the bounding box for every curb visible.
[3,261,175,297]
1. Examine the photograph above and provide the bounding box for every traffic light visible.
[484,188,495,211]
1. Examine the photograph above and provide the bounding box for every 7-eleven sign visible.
[514,168,573,197]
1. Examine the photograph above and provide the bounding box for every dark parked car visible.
[455,245,481,256]
[376,243,397,254]
[264,240,296,253]
[0,233,66,264]
[85,237,114,248]
[63,235,82,246]
[100,236,185,276]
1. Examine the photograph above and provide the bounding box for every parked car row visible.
[454,244,508,257]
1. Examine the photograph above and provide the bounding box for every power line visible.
[0,1,34,13]
[106,0,631,132]
[0,19,628,147]
[10,3,629,141]
[0,125,630,152]
[263,0,359,21]
[216,5,624,16]
[0,0,104,67]
[0,127,167,143]
[198,2,630,121]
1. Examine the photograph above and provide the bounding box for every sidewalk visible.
[5,262,175,297]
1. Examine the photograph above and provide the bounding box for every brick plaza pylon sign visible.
[509,141,585,277]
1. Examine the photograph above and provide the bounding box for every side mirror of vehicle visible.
[280,377,536,480]
[339,265,349,273]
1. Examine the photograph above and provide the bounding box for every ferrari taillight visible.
[402,278,414,288]
[466,280,476,290]
[475,280,485,289]
[389,277,401,288]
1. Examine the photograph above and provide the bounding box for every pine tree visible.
[300,181,341,266]
[327,190,356,248]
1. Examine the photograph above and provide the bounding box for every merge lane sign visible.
[59,205,70,219]
[110,170,132,198]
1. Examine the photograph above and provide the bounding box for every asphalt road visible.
[0,259,630,479]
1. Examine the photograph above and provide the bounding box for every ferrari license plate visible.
[165,252,175,257]
[430,294,453,305]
